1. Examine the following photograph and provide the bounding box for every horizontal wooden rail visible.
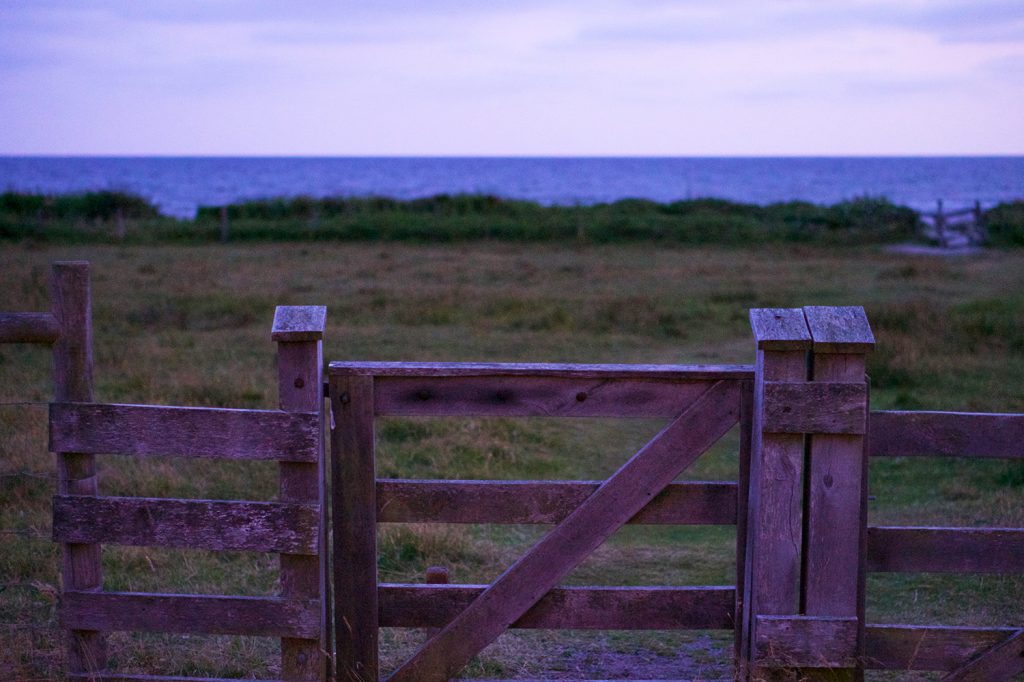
[67,671,284,675]
[373,375,725,417]
[62,591,320,638]
[377,479,737,524]
[867,527,1024,573]
[329,361,753,380]
[865,624,1022,671]
[0,311,60,344]
[53,495,319,554]
[49,402,319,461]
[761,381,867,434]
[378,584,735,630]
[755,616,858,668]
[870,411,1024,458]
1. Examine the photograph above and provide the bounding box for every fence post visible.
[51,261,106,675]
[801,306,873,681]
[273,306,328,681]
[741,309,812,679]
[330,367,379,681]
[935,199,947,246]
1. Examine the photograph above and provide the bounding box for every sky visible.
[1,0,1022,156]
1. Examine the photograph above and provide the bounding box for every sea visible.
[1,156,1022,220]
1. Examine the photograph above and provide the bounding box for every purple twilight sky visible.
[1,0,1023,155]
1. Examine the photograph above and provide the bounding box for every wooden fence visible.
[2,262,1023,681]
[919,199,987,247]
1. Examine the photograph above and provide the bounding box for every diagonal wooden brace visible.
[387,379,741,681]
[940,629,1024,682]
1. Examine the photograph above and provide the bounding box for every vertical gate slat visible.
[331,374,378,682]
[742,309,811,679]
[52,261,107,675]
[274,307,328,681]
[801,306,873,681]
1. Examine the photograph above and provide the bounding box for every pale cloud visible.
[0,0,1021,154]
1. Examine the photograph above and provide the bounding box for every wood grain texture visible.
[802,306,876,353]
[275,317,326,682]
[734,380,754,676]
[51,261,105,675]
[0,311,60,344]
[61,591,320,638]
[68,671,284,675]
[374,375,718,417]
[939,629,1024,681]
[867,527,1024,573]
[52,495,319,553]
[379,584,736,630]
[869,411,1024,459]
[329,360,753,380]
[754,616,859,668]
[865,625,1021,671]
[761,381,867,435]
[272,305,327,342]
[331,375,378,682]
[387,380,740,682]
[749,308,811,351]
[801,350,869,682]
[742,347,808,681]
[49,402,319,462]
[69,671,284,675]
[376,479,737,525]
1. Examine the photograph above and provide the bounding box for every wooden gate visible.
[329,362,753,681]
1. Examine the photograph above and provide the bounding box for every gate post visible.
[742,307,873,680]
[52,261,106,676]
[273,306,329,681]
[741,309,812,680]
[801,307,874,681]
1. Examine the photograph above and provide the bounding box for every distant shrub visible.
[985,201,1024,246]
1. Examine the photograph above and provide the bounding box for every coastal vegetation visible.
[1,242,1023,678]
[6,190,1021,245]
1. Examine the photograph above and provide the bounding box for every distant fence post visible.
[51,261,106,675]
[742,309,812,679]
[220,205,230,243]
[935,199,946,246]
[273,306,329,681]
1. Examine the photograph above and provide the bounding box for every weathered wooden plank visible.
[49,402,319,462]
[802,306,875,354]
[329,360,753,380]
[374,375,718,417]
[754,616,859,668]
[869,411,1024,459]
[867,527,1024,573]
[331,374,379,682]
[271,305,327,342]
[376,479,737,525]
[379,584,736,630]
[865,624,1021,671]
[0,311,60,344]
[746,353,808,617]
[61,591,320,638]
[51,261,106,675]
[387,380,740,681]
[274,307,327,682]
[940,629,1024,681]
[749,308,810,351]
[52,495,319,554]
[761,381,867,435]
[801,341,871,681]
[69,671,284,675]
[734,379,753,676]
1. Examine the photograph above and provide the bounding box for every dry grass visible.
[1,242,1022,680]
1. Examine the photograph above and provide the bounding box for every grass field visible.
[1,241,1023,680]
